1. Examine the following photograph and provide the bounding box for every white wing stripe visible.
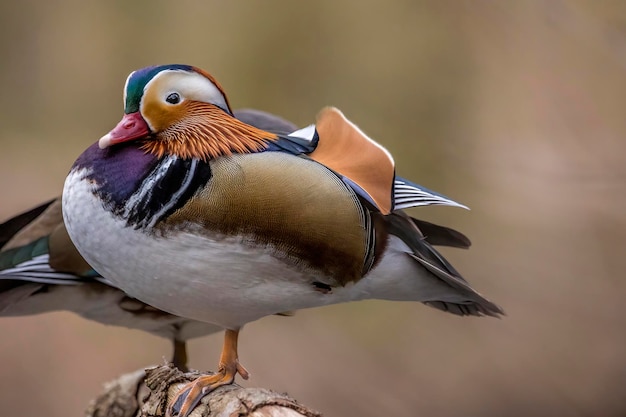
[393,179,469,210]
[0,254,81,285]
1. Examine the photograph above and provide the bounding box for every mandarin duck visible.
[0,109,298,370]
[61,64,503,417]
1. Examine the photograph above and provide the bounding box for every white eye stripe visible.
[143,70,228,111]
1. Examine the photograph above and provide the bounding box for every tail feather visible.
[423,300,498,317]
[386,212,503,317]
[409,253,502,317]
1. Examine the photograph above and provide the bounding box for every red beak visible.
[98,112,151,149]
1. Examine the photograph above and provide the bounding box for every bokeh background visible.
[1,1,625,416]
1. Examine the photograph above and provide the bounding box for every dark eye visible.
[166,92,180,104]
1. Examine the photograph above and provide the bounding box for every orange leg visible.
[169,329,249,417]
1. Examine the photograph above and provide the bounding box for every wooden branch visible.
[86,363,322,417]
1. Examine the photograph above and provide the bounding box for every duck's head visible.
[99,64,273,160]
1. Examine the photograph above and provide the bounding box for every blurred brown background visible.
[1,1,625,416]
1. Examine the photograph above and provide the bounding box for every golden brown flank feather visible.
[164,153,369,285]
[141,102,277,161]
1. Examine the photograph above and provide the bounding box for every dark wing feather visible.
[0,199,55,249]
[411,218,471,249]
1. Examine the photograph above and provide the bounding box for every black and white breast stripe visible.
[121,156,212,229]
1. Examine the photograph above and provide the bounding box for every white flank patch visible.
[287,124,316,142]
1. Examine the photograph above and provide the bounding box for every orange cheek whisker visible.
[140,102,277,161]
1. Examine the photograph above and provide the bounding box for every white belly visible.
[63,170,355,329]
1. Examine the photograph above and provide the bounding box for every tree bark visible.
[86,364,322,417]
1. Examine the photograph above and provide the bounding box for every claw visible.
[170,385,195,417]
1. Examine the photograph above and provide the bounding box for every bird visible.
[0,109,300,370]
[61,64,503,417]
[0,108,470,372]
